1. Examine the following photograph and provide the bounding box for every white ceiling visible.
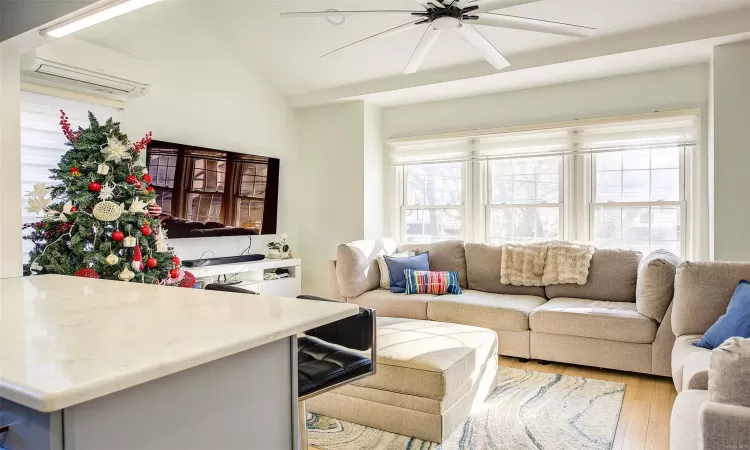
[77,0,750,102]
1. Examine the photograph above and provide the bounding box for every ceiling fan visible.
[281,0,596,74]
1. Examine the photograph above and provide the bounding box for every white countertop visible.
[0,275,358,413]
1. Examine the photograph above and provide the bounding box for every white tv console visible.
[188,258,302,298]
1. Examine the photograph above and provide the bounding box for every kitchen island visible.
[0,275,358,450]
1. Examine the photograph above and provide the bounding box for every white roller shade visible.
[21,91,123,262]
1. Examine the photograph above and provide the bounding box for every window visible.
[20,91,122,263]
[402,163,464,244]
[388,112,698,258]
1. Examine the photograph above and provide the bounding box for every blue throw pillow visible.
[695,280,750,350]
[384,252,430,294]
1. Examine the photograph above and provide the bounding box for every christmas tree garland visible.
[23,110,193,286]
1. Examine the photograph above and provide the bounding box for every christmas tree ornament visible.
[74,268,100,279]
[97,163,110,175]
[131,245,144,271]
[155,225,170,252]
[179,271,196,288]
[29,260,43,274]
[101,135,132,163]
[172,256,181,265]
[105,252,119,265]
[128,197,148,213]
[25,183,52,215]
[69,167,82,177]
[98,181,116,200]
[147,186,155,193]
[112,230,125,241]
[125,174,138,185]
[148,198,157,205]
[88,181,101,192]
[93,201,122,221]
[141,188,149,195]
[70,206,78,212]
[58,201,76,223]
[140,225,152,237]
[142,173,152,184]
[146,257,157,269]
[148,204,162,216]
[123,235,137,248]
[170,268,180,279]
[118,266,135,281]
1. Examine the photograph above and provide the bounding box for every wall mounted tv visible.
[146,140,279,239]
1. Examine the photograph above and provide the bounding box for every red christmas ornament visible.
[140,225,152,237]
[171,256,181,265]
[74,268,99,279]
[70,206,78,212]
[142,174,152,184]
[88,181,101,192]
[69,167,81,177]
[126,175,138,185]
[132,245,144,271]
[170,268,180,279]
[148,204,162,216]
[147,186,155,192]
[112,230,125,241]
[179,271,196,288]
[146,257,157,269]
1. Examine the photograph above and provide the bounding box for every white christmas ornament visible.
[97,163,110,175]
[128,197,148,214]
[58,201,75,223]
[29,260,43,274]
[155,225,170,252]
[98,181,116,201]
[93,201,122,222]
[123,235,137,248]
[118,266,135,281]
[101,135,132,163]
[25,183,52,214]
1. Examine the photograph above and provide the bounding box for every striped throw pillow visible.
[404,269,462,295]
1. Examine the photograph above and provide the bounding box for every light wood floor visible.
[310,356,677,450]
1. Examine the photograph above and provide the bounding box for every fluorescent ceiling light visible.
[43,0,162,38]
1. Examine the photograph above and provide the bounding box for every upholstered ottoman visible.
[306,317,498,443]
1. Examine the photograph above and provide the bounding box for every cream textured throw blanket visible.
[500,241,596,286]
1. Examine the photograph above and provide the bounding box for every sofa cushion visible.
[464,243,546,297]
[427,289,546,332]
[672,334,710,392]
[336,240,393,298]
[352,289,435,320]
[397,240,468,289]
[377,250,415,289]
[709,337,750,408]
[529,297,657,343]
[670,389,708,450]
[672,261,750,337]
[636,249,680,322]
[354,317,497,399]
[545,248,642,303]
[384,252,430,294]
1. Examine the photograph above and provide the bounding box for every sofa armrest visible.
[701,401,750,450]
[682,351,711,391]
[636,250,679,323]
[672,261,750,337]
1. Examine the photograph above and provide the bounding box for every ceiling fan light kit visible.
[282,0,596,75]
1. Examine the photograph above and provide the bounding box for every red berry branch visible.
[59,110,82,142]
[133,131,153,153]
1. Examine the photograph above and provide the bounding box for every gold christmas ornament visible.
[123,236,137,248]
[97,163,110,175]
[93,201,122,222]
[118,266,135,281]
[105,253,119,265]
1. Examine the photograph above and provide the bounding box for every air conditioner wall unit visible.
[21,38,152,98]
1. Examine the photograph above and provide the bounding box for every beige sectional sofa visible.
[333,239,679,377]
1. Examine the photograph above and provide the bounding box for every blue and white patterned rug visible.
[308,367,625,450]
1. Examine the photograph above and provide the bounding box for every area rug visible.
[307,367,625,450]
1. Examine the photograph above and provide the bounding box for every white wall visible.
[363,103,384,240]
[381,64,711,258]
[709,41,750,261]
[119,34,297,261]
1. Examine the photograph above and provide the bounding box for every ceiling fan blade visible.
[473,13,596,37]
[281,10,424,18]
[404,26,442,74]
[466,0,540,14]
[414,0,446,8]
[322,21,426,58]
[455,24,510,70]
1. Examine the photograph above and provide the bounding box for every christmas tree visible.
[23,110,194,287]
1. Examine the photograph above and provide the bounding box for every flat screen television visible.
[146,140,279,239]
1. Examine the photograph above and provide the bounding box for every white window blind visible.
[388,111,699,256]
[21,91,122,262]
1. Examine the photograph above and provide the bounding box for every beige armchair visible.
[670,337,750,450]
